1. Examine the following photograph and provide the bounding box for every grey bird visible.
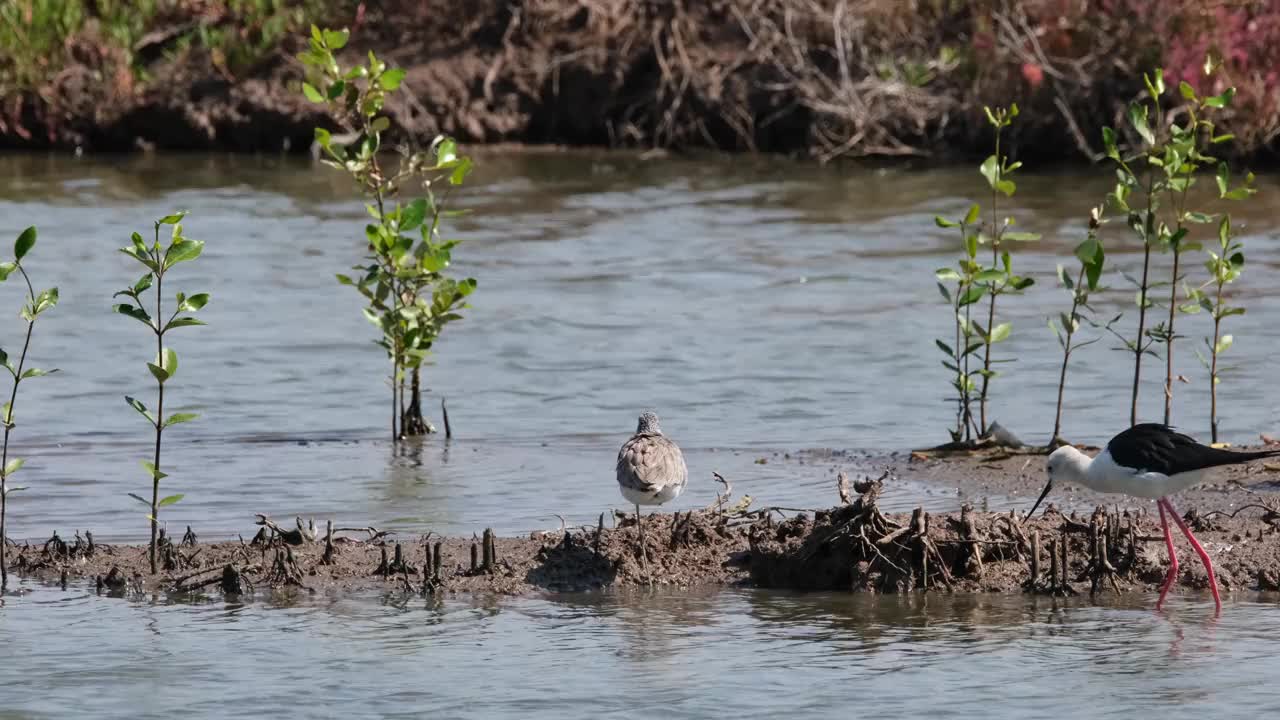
[616,411,688,544]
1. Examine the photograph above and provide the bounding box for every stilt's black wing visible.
[1107,423,1280,475]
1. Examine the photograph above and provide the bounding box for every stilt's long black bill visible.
[1024,479,1053,523]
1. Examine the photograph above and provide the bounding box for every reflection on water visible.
[0,580,1272,719]
[1,152,1278,541]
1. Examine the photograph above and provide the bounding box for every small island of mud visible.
[8,457,1280,603]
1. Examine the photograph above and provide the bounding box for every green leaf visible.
[935,216,957,228]
[935,267,961,282]
[133,272,154,294]
[1204,87,1235,108]
[935,339,955,356]
[141,460,168,480]
[147,362,169,384]
[178,293,210,312]
[314,127,331,149]
[1102,127,1119,159]
[1128,102,1155,146]
[157,212,187,225]
[164,317,207,331]
[4,457,23,476]
[958,284,986,306]
[371,116,391,134]
[113,304,154,329]
[1179,81,1196,100]
[937,282,951,303]
[14,226,36,260]
[19,367,56,379]
[380,68,406,90]
[322,29,349,49]
[400,198,428,232]
[164,412,199,427]
[161,348,177,378]
[1145,68,1165,98]
[979,155,999,190]
[995,179,1017,196]
[159,494,185,507]
[127,492,151,507]
[1216,334,1233,354]
[989,322,1012,344]
[164,239,204,269]
[964,232,979,259]
[1003,232,1040,242]
[974,269,1004,284]
[303,82,325,103]
[964,204,981,225]
[0,261,15,282]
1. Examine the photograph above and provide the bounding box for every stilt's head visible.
[1027,445,1091,520]
[636,411,662,435]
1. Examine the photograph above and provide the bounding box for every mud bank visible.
[7,467,1280,601]
[5,0,1278,162]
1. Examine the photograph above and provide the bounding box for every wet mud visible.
[7,453,1280,602]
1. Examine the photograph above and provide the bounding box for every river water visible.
[1,151,1279,716]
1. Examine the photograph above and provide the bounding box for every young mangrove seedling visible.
[974,104,1038,438]
[934,203,983,443]
[1048,207,1107,446]
[1186,166,1255,442]
[112,212,208,574]
[0,227,58,591]
[1102,59,1241,426]
[299,25,477,441]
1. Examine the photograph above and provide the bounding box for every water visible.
[1,152,1279,540]
[4,151,1280,715]
[2,580,1275,718]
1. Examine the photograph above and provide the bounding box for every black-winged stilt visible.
[616,411,688,545]
[1027,423,1280,611]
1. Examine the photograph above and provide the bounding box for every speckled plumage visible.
[616,411,687,510]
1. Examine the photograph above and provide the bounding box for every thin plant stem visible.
[1130,171,1155,428]
[0,265,37,590]
[149,226,164,575]
[1051,264,1088,442]
[1163,246,1180,424]
[979,131,1001,437]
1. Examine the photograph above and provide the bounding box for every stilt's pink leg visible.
[1161,497,1222,612]
[1156,499,1179,610]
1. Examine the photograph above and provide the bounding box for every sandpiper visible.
[616,411,688,544]
[1028,423,1280,612]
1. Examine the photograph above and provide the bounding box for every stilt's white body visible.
[1035,424,1280,613]
[1053,447,1208,499]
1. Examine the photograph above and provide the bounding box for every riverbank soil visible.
[7,454,1280,600]
[4,0,1279,162]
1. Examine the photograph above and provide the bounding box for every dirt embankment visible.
[5,0,1280,163]
[8,457,1280,602]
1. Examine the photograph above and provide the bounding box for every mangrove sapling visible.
[112,212,209,574]
[0,227,58,590]
[974,104,1038,437]
[299,25,477,441]
[1192,215,1245,444]
[934,204,983,443]
[1048,208,1107,446]
[1102,62,1240,426]
[1185,165,1256,442]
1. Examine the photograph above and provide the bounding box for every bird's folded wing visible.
[617,437,685,490]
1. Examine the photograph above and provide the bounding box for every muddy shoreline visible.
[7,451,1280,602]
[5,1,1279,164]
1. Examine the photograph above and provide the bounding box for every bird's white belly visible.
[1085,450,1207,498]
[621,482,684,507]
